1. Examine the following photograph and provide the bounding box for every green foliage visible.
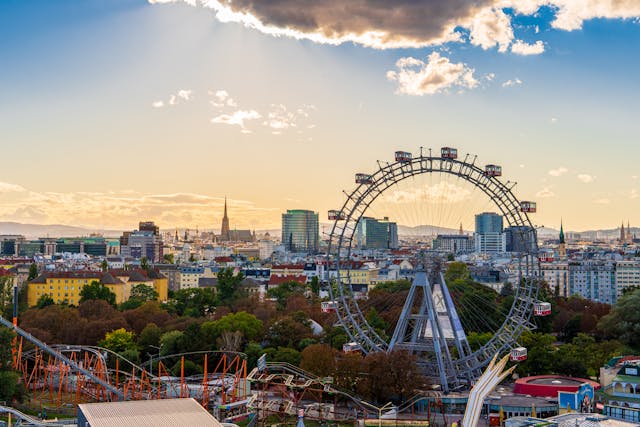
[268,346,302,365]
[217,267,245,306]
[138,323,162,356]
[599,288,640,350]
[79,281,116,306]
[267,281,304,310]
[171,359,202,376]
[163,254,175,264]
[373,279,411,293]
[27,263,39,281]
[36,294,54,308]
[0,371,26,402]
[141,257,149,272]
[99,328,137,354]
[266,312,313,349]
[159,330,184,356]
[244,342,264,370]
[0,275,14,318]
[467,332,493,351]
[324,326,349,351]
[100,260,108,272]
[168,288,216,317]
[309,276,320,295]
[444,262,471,284]
[201,311,263,342]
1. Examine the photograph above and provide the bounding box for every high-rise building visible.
[220,197,230,241]
[356,216,398,250]
[282,209,319,254]
[120,221,164,262]
[569,260,616,304]
[504,226,536,253]
[474,212,505,254]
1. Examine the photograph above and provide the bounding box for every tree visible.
[445,262,471,284]
[138,323,163,356]
[0,331,27,402]
[99,328,137,354]
[100,259,108,272]
[309,276,320,296]
[266,312,314,349]
[202,311,263,342]
[27,263,38,281]
[268,281,305,310]
[0,275,14,318]
[130,284,158,303]
[140,257,149,272]
[599,288,640,350]
[163,254,175,264]
[168,288,216,317]
[79,281,116,306]
[36,294,54,308]
[300,344,337,376]
[217,268,244,306]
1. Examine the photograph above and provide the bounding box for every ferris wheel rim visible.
[326,151,540,376]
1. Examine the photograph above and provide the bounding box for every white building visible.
[615,260,640,299]
[541,261,569,297]
[474,232,506,254]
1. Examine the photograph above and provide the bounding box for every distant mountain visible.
[0,222,122,238]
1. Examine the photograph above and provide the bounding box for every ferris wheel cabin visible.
[510,347,528,362]
[321,301,338,313]
[485,164,502,177]
[534,302,552,316]
[328,210,345,221]
[441,147,458,159]
[343,342,362,353]
[355,173,373,185]
[395,151,412,163]
[520,201,537,213]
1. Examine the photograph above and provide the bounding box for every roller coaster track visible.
[0,404,75,426]
[0,315,125,400]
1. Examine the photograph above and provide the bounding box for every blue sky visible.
[1,0,640,231]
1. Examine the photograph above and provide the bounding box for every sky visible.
[1,0,640,233]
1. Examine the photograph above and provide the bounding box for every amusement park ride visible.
[326,147,549,393]
[0,146,553,425]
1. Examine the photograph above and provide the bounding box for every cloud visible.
[502,78,523,87]
[209,89,237,108]
[536,187,555,198]
[511,39,545,55]
[0,185,281,229]
[387,52,478,96]
[550,117,558,124]
[577,174,595,183]
[381,182,471,204]
[467,7,514,52]
[148,1,640,51]
[212,110,262,129]
[548,167,568,177]
[593,198,610,205]
[630,189,639,199]
[0,182,26,193]
[154,89,193,107]
[209,89,316,135]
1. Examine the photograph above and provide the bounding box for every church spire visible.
[220,196,230,241]
[559,220,565,244]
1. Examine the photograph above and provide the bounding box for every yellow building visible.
[27,269,169,307]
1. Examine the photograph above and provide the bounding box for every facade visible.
[177,266,206,289]
[599,358,640,423]
[568,260,616,304]
[120,222,163,263]
[474,212,506,254]
[433,234,474,253]
[27,270,168,306]
[356,216,398,250]
[541,261,569,297]
[281,209,319,254]
[504,226,536,253]
[615,261,640,299]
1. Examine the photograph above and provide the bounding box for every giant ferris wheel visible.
[326,147,547,392]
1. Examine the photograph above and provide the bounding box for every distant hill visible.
[0,222,122,238]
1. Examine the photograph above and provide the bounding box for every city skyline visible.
[2,1,640,231]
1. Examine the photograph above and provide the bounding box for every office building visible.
[356,216,398,250]
[282,209,319,254]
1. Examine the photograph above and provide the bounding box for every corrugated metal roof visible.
[78,398,222,427]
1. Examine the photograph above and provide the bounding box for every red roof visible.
[0,268,13,277]
[269,274,307,285]
[271,264,305,270]
[214,256,234,263]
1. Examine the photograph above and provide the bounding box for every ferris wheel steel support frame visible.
[326,153,539,385]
